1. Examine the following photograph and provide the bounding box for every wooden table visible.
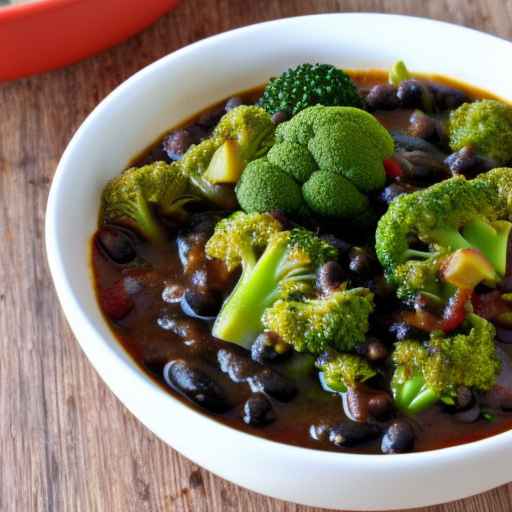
[2,0,512,510]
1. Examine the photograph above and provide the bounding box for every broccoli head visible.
[392,314,501,414]
[302,171,369,218]
[375,174,512,300]
[101,161,195,243]
[262,286,374,354]
[178,106,274,207]
[276,105,393,193]
[235,158,304,215]
[235,105,393,219]
[258,63,361,117]
[449,99,512,165]
[316,351,376,392]
[205,211,338,348]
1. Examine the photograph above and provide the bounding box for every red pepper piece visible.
[99,279,134,321]
[441,288,473,333]
[383,158,403,178]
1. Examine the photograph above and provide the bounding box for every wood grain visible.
[1,0,512,510]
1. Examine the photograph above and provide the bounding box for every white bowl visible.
[46,13,512,510]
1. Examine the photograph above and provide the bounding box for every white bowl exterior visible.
[46,14,512,510]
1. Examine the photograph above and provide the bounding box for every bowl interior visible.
[46,14,512,510]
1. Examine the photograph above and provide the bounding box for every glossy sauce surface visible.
[92,70,512,454]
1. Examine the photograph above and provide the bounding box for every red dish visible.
[0,0,179,81]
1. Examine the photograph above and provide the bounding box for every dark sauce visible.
[92,70,512,454]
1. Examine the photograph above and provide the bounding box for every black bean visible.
[381,421,415,454]
[397,79,432,110]
[365,84,400,110]
[181,288,222,320]
[163,129,194,160]
[445,146,497,177]
[271,111,289,125]
[197,106,225,128]
[187,124,210,143]
[379,183,418,205]
[408,110,437,139]
[177,212,223,266]
[429,84,469,111]
[366,339,389,362]
[242,394,275,426]
[225,96,244,112]
[348,247,377,276]
[309,422,332,442]
[248,368,297,402]
[251,332,289,364]
[368,394,394,421]
[164,360,230,413]
[97,226,136,264]
[329,421,381,447]
[389,322,427,341]
[317,261,345,294]
[390,131,447,159]
[454,404,481,423]
[397,151,449,184]
[218,348,255,383]
[455,386,474,410]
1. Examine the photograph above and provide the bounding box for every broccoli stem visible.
[120,196,166,244]
[393,373,439,415]
[212,236,292,348]
[430,219,512,277]
[462,219,511,276]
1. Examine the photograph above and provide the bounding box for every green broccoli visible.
[302,171,369,218]
[449,99,512,165]
[258,63,361,117]
[388,60,411,86]
[476,167,512,215]
[316,351,376,393]
[375,174,512,300]
[267,141,317,183]
[276,106,393,193]
[262,286,374,354]
[235,105,393,219]
[178,106,274,207]
[235,159,304,215]
[392,314,501,414]
[101,161,195,243]
[205,211,337,348]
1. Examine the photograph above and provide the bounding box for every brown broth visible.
[92,70,512,454]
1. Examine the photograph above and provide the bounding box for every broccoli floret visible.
[392,314,501,414]
[302,171,369,218]
[235,105,393,219]
[262,287,374,354]
[276,106,393,193]
[476,167,512,215]
[267,141,317,183]
[259,63,361,117]
[205,211,337,348]
[179,106,274,207]
[316,351,376,392]
[375,175,512,300]
[388,60,411,86]
[449,100,512,165]
[235,159,304,215]
[101,161,194,243]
